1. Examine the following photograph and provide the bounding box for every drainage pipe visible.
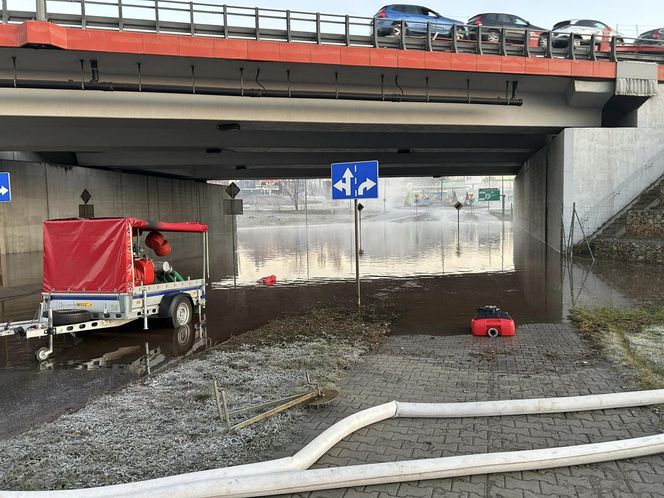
[4,390,664,497]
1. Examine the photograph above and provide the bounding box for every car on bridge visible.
[638,28,664,45]
[374,4,464,39]
[544,19,624,48]
[466,13,546,45]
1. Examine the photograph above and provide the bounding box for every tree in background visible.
[280,179,305,211]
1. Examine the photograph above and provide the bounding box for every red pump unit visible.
[471,306,516,337]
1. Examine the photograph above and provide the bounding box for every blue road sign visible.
[0,172,10,203]
[331,160,379,200]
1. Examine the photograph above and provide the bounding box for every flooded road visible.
[1,205,658,369]
[1,205,662,435]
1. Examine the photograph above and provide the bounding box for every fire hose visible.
[3,390,664,497]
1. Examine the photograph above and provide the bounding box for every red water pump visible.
[471,306,516,337]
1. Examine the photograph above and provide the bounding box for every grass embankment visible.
[0,307,391,491]
[570,306,664,388]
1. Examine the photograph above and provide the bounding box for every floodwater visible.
[1,205,662,434]
[1,205,659,370]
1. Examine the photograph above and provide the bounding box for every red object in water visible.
[258,275,277,286]
[134,258,155,286]
[471,306,515,337]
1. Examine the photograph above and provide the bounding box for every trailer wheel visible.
[170,295,192,327]
[35,347,52,362]
[52,310,92,326]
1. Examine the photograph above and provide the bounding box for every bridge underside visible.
[0,29,628,180]
[0,116,557,179]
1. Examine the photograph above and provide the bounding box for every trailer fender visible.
[158,293,194,319]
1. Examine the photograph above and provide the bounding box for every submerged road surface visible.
[1,206,662,436]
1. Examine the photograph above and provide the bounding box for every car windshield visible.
[513,16,529,26]
[553,20,571,29]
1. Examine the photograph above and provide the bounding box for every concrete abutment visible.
[514,82,664,253]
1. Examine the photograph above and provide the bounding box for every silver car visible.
[546,19,624,48]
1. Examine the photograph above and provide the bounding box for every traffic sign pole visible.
[354,199,360,307]
[330,160,378,308]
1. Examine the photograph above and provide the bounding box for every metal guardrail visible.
[2,0,664,63]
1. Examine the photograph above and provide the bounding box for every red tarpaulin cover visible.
[43,218,207,293]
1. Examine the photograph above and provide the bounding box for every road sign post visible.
[454,201,463,247]
[225,182,241,288]
[331,161,379,307]
[357,202,364,255]
[0,172,11,203]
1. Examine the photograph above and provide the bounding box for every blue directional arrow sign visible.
[331,160,379,200]
[0,172,10,203]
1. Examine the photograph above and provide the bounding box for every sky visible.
[215,0,664,36]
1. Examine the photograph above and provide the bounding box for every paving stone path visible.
[273,323,664,497]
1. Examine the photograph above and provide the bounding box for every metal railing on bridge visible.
[2,0,664,64]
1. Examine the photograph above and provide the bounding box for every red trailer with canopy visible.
[1,217,210,361]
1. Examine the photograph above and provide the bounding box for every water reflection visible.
[218,207,514,286]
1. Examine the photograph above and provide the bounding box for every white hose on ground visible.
[4,390,664,498]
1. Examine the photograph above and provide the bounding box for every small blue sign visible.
[331,160,379,200]
[0,172,10,203]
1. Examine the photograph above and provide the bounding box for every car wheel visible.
[391,23,402,37]
[538,34,549,48]
[486,30,500,44]
[573,36,582,47]
[170,295,192,327]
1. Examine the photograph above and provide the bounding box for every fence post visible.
[373,17,378,48]
[80,0,86,28]
[189,2,194,35]
[344,15,350,46]
[36,0,46,20]
[2,0,8,24]
[222,4,228,38]
[286,10,291,42]
[315,12,321,44]
[118,0,123,30]
[500,26,506,55]
[254,7,259,40]
[154,0,159,32]
[589,34,596,61]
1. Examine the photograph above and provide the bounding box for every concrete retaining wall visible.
[515,84,664,252]
[567,85,664,243]
[0,161,234,283]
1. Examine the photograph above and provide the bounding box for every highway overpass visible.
[0,3,663,253]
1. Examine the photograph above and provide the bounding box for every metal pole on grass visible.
[354,198,360,307]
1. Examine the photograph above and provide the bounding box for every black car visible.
[638,28,664,45]
[468,13,545,44]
